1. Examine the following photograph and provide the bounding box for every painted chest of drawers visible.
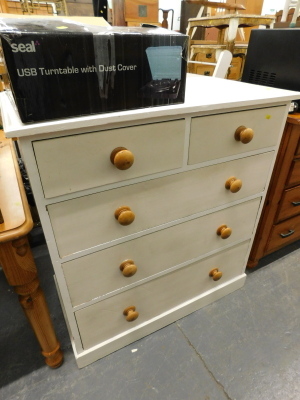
[1,74,298,367]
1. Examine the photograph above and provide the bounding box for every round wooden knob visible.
[110,147,134,170]
[209,268,223,281]
[225,176,242,193]
[234,126,254,144]
[114,206,135,226]
[216,224,232,239]
[120,259,137,277]
[123,306,139,322]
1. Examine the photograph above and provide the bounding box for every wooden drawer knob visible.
[114,206,135,226]
[225,176,242,193]
[234,126,254,144]
[123,306,139,322]
[110,147,134,170]
[209,268,223,281]
[216,224,232,239]
[120,259,137,277]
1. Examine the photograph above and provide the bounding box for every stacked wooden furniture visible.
[1,74,298,368]
[124,0,159,26]
[248,114,300,268]
[186,1,275,80]
[0,131,63,368]
[0,0,68,15]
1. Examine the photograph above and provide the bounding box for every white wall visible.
[261,0,286,15]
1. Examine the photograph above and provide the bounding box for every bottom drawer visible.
[75,241,250,350]
[266,215,300,253]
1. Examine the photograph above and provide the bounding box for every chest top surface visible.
[1,74,300,139]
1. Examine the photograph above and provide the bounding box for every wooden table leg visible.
[0,235,63,368]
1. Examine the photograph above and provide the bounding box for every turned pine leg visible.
[0,236,63,368]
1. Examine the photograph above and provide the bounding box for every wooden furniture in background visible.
[124,0,159,26]
[187,14,275,54]
[185,1,271,80]
[188,43,247,80]
[1,75,297,368]
[248,114,300,268]
[2,0,68,15]
[0,131,63,368]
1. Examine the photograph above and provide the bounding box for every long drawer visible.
[48,153,272,258]
[33,119,185,198]
[75,241,250,350]
[276,185,300,223]
[63,199,260,306]
[189,106,286,164]
[266,214,300,253]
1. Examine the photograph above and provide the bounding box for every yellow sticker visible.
[265,115,271,119]
[56,26,69,30]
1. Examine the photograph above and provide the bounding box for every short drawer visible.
[286,159,300,187]
[75,241,250,350]
[189,106,286,165]
[276,186,300,223]
[266,215,300,254]
[33,119,185,198]
[48,153,271,258]
[63,199,260,306]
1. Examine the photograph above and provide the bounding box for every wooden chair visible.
[281,0,300,26]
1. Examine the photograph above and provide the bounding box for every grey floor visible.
[1,230,300,400]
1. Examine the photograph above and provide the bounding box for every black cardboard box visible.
[0,18,188,123]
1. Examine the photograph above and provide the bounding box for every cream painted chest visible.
[1,74,298,368]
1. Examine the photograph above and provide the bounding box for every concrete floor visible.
[1,232,300,400]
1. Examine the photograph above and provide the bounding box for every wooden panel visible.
[48,154,270,258]
[63,198,260,306]
[33,120,185,198]
[266,214,300,254]
[75,241,250,349]
[189,106,286,165]
[124,0,158,23]
[112,0,126,26]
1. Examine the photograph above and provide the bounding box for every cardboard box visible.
[0,18,188,123]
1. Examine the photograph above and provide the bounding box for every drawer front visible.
[75,241,250,350]
[194,49,217,63]
[286,159,300,187]
[266,214,300,253]
[192,64,215,77]
[189,106,286,165]
[63,199,260,306]
[296,140,300,157]
[49,153,271,258]
[276,186,300,223]
[33,120,185,198]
